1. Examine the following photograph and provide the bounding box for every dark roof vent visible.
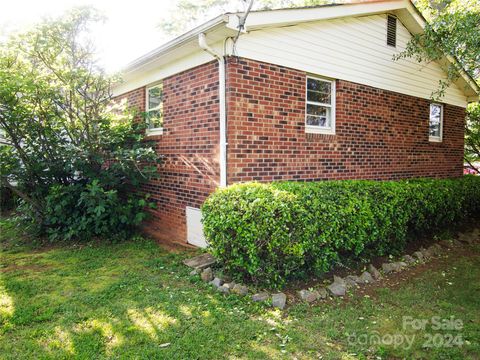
[387,15,397,47]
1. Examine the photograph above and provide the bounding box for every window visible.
[387,15,397,47]
[305,76,336,134]
[146,83,163,135]
[429,103,443,142]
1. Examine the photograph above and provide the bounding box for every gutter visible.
[198,33,227,188]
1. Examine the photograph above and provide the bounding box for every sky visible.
[0,0,178,72]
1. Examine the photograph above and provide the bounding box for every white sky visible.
[0,0,178,73]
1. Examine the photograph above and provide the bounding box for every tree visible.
[0,7,159,240]
[396,0,479,97]
[158,0,331,36]
[465,103,480,173]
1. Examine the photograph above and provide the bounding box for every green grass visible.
[1,217,479,359]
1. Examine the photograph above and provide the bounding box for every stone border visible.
[186,229,479,310]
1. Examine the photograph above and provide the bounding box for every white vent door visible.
[186,207,208,248]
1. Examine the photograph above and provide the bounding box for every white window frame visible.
[305,75,336,135]
[429,103,443,142]
[145,83,164,136]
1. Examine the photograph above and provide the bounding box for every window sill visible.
[429,137,442,143]
[305,126,335,135]
[146,128,164,136]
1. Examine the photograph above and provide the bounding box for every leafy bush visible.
[0,187,16,212]
[202,176,480,287]
[0,9,159,241]
[41,180,152,241]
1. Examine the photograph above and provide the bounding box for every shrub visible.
[42,180,151,242]
[0,9,159,241]
[0,187,16,212]
[202,176,480,287]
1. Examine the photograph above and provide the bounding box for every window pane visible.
[307,103,326,116]
[147,109,163,129]
[307,78,331,104]
[307,90,331,104]
[148,86,163,110]
[307,78,331,93]
[429,104,442,138]
[306,104,330,127]
[429,122,440,137]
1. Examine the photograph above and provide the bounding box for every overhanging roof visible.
[117,0,479,101]
[122,15,235,75]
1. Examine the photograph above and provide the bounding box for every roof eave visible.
[229,0,407,30]
[123,14,230,74]
[116,0,479,100]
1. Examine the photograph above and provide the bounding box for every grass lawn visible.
[1,217,479,359]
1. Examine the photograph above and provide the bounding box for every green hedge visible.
[202,176,480,287]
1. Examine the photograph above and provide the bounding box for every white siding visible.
[113,49,215,96]
[234,14,467,107]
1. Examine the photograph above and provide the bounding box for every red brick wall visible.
[226,57,465,183]
[114,61,220,243]
[115,57,465,244]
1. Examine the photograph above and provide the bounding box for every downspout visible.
[198,33,227,188]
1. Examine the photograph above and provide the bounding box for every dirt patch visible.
[155,238,198,253]
[281,225,480,308]
[0,263,52,273]
[353,244,479,300]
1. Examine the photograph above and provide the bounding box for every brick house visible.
[113,0,480,247]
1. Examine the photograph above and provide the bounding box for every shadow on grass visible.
[1,222,479,359]
[0,236,356,359]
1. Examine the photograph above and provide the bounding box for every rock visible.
[439,240,452,248]
[251,292,269,302]
[430,244,442,255]
[382,263,396,274]
[452,239,463,247]
[183,253,216,270]
[272,293,287,309]
[403,255,416,264]
[317,287,328,299]
[422,246,436,258]
[217,285,230,294]
[421,246,436,259]
[297,289,319,303]
[232,284,249,296]
[210,277,223,288]
[471,229,480,242]
[368,264,382,280]
[200,267,214,282]
[219,274,232,283]
[223,282,236,290]
[420,247,433,259]
[189,269,200,276]
[345,275,360,287]
[458,232,474,244]
[382,262,406,274]
[413,251,424,262]
[327,276,347,297]
[357,271,374,284]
